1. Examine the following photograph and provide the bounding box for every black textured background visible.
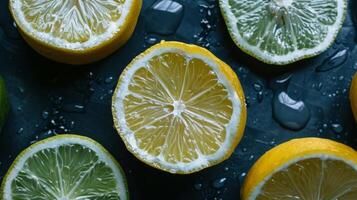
[0,0,357,199]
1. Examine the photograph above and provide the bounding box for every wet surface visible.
[0,0,357,199]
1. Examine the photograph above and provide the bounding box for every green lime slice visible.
[219,0,347,65]
[1,134,129,200]
[0,76,9,130]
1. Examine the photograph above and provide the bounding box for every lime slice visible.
[1,134,128,200]
[0,76,9,130]
[219,0,347,65]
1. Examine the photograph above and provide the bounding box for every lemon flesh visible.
[219,0,347,65]
[1,135,128,200]
[112,41,246,174]
[256,157,357,200]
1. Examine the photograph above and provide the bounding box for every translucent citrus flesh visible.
[227,0,338,55]
[10,143,122,199]
[123,52,233,164]
[257,158,357,200]
[21,0,125,43]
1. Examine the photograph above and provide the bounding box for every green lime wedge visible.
[1,134,129,200]
[0,76,9,130]
[219,0,347,65]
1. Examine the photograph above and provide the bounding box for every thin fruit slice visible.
[9,0,142,65]
[1,134,128,200]
[0,76,9,131]
[242,138,357,200]
[112,41,247,174]
[350,72,357,121]
[219,0,347,65]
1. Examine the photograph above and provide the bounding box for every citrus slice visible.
[112,41,247,174]
[219,0,347,65]
[242,138,357,200]
[350,72,357,121]
[1,134,129,200]
[9,0,142,65]
[0,76,9,131]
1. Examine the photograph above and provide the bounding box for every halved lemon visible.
[112,41,247,174]
[242,138,357,200]
[9,0,142,65]
[1,134,128,199]
[350,72,357,121]
[219,0,347,65]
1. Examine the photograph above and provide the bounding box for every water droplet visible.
[212,177,227,189]
[224,167,229,171]
[62,104,85,113]
[316,49,349,72]
[105,76,113,84]
[145,35,159,45]
[270,74,292,91]
[17,128,24,134]
[194,183,203,191]
[145,0,184,35]
[331,123,343,134]
[257,91,264,103]
[253,83,263,92]
[273,92,311,130]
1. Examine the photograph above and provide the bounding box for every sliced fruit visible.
[242,138,357,200]
[9,0,142,65]
[351,72,357,121]
[0,76,9,131]
[1,134,128,200]
[219,0,347,65]
[112,41,246,174]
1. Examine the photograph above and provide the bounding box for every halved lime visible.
[0,76,9,130]
[1,134,128,200]
[219,0,347,65]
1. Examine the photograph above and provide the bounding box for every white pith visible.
[113,46,243,173]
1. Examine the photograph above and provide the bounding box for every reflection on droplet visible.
[194,183,203,191]
[145,0,184,35]
[331,123,343,134]
[273,92,311,130]
[316,49,349,72]
[212,177,227,189]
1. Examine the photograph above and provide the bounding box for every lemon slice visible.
[219,0,347,65]
[0,76,9,130]
[242,138,357,200]
[1,134,128,200]
[9,0,142,65]
[112,41,247,174]
[350,72,357,121]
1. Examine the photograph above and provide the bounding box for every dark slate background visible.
[0,0,356,199]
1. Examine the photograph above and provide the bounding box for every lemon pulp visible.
[257,157,357,199]
[124,52,233,163]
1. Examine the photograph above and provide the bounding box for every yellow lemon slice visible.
[9,0,142,65]
[242,138,357,200]
[112,41,247,174]
[350,72,357,121]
